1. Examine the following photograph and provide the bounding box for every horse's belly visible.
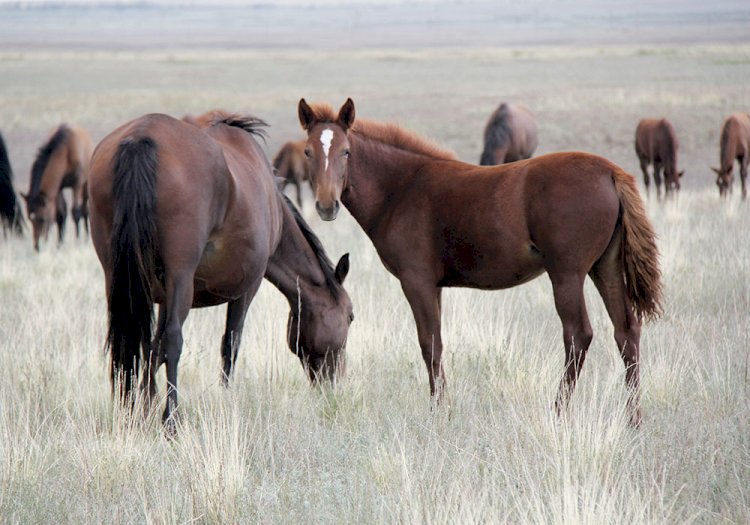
[439,244,545,290]
[191,239,267,304]
[440,263,545,289]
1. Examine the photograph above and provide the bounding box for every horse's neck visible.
[38,145,69,195]
[344,135,427,234]
[265,204,328,307]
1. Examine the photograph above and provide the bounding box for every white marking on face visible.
[321,128,334,171]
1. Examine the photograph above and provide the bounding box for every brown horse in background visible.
[299,98,663,426]
[273,140,311,208]
[480,103,538,165]
[89,111,353,433]
[0,132,25,236]
[635,118,684,198]
[712,112,750,198]
[22,124,92,251]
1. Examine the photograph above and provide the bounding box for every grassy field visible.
[1,45,749,523]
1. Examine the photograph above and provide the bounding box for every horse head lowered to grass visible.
[89,110,354,434]
[298,98,662,426]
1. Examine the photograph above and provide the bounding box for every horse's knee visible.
[162,325,184,363]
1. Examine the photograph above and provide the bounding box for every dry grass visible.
[1,45,749,524]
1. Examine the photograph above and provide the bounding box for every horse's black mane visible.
[30,124,70,197]
[280,193,341,300]
[215,114,269,143]
[0,132,24,233]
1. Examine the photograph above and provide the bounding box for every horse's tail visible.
[480,103,511,166]
[612,168,663,322]
[107,136,159,401]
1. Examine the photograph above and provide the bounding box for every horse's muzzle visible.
[316,200,340,221]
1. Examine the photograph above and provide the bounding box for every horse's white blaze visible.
[321,128,334,171]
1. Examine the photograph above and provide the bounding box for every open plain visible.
[1,3,749,523]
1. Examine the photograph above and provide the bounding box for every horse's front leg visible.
[400,277,446,402]
[740,157,748,200]
[221,278,262,385]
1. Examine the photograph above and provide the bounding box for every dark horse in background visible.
[273,140,311,208]
[89,111,354,433]
[635,118,684,198]
[22,124,92,251]
[299,98,663,426]
[479,103,538,165]
[713,112,750,199]
[0,132,25,236]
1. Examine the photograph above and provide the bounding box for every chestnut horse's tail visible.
[612,169,663,322]
[107,136,159,401]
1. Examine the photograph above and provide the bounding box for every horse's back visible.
[722,113,750,153]
[90,112,280,305]
[635,118,677,159]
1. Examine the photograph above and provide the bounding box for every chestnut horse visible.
[712,112,750,198]
[89,111,353,432]
[299,98,663,426]
[480,103,538,165]
[634,118,684,198]
[0,132,25,236]
[273,140,311,208]
[22,124,92,251]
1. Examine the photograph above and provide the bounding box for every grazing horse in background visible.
[273,140,311,208]
[22,124,92,251]
[89,111,354,433]
[0,132,25,236]
[299,98,663,426]
[713,112,750,199]
[635,118,684,198]
[479,103,538,165]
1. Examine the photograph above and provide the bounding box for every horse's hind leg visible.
[638,157,650,197]
[653,161,664,200]
[221,276,262,385]
[588,229,643,426]
[141,304,167,406]
[550,272,593,417]
[160,271,194,435]
[72,179,87,239]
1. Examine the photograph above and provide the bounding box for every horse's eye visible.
[343,150,350,158]
[349,313,354,323]
[304,149,312,158]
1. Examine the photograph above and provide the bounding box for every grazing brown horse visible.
[0,132,25,236]
[299,98,663,426]
[22,124,92,251]
[712,112,750,198]
[634,118,684,198]
[273,140,311,208]
[480,103,538,165]
[89,111,353,432]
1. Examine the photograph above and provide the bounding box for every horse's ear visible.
[678,170,685,178]
[298,98,317,131]
[711,167,721,175]
[337,98,356,131]
[334,253,350,284]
